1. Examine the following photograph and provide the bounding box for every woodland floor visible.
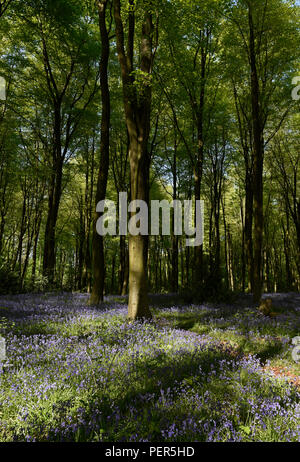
[0,292,299,442]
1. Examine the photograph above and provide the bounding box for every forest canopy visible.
[0,0,299,320]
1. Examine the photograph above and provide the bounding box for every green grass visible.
[154,304,300,376]
[0,294,299,442]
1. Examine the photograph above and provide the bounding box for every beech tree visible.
[223,0,299,301]
[0,0,299,300]
[90,0,112,305]
[113,0,158,319]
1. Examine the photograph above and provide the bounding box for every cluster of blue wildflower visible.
[0,293,299,442]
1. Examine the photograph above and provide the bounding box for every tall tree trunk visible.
[186,246,190,286]
[90,0,111,305]
[240,198,246,292]
[85,143,95,294]
[114,0,154,319]
[128,139,151,319]
[121,246,129,295]
[193,48,205,290]
[119,234,126,294]
[111,253,115,294]
[171,136,178,293]
[12,185,27,275]
[248,4,264,303]
[222,195,229,290]
[232,81,254,292]
[43,117,63,286]
[77,197,85,291]
[245,172,254,291]
[283,202,293,290]
[180,238,184,288]
[31,216,42,288]
[227,227,234,291]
